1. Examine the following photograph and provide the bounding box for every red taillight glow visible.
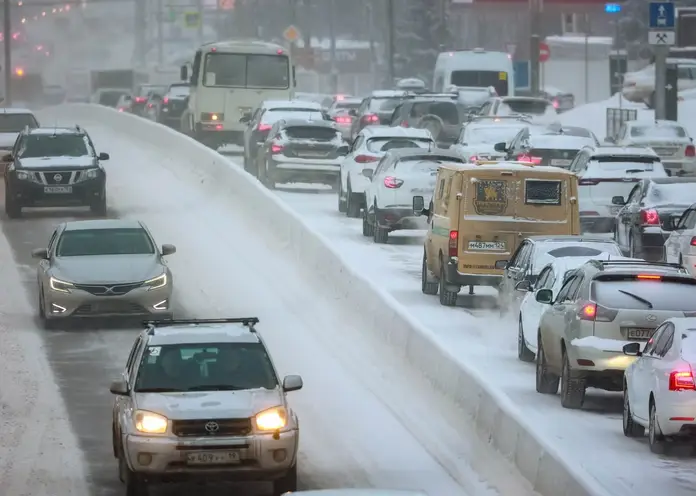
[401,121,409,127]
[580,303,597,319]
[118,108,124,112]
[147,103,153,108]
[276,49,284,55]
[335,116,351,124]
[362,114,379,124]
[135,97,146,103]
[383,176,404,189]
[448,230,458,257]
[163,97,169,104]
[640,208,660,225]
[469,155,478,163]
[271,143,284,154]
[354,154,378,163]
[516,154,542,164]
[552,99,559,109]
[690,236,696,246]
[686,145,695,157]
[258,123,272,131]
[636,274,661,280]
[669,367,696,391]
[577,300,618,322]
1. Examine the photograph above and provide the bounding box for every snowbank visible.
[39,104,611,496]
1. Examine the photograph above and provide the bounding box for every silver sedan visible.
[32,218,175,328]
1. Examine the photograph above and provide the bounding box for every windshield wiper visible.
[187,384,247,391]
[618,289,654,309]
[134,387,185,393]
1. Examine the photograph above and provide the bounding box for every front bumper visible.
[8,177,104,207]
[444,257,503,288]
[124,429,298,482]
[268,157,340,184]
[44,283,172,319]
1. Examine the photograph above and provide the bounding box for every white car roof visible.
[0,107,34,114]
[626,119,685,130]
[588,146,659,157]
[537,252,635,279]
[371,90,407,98]
[263,100,322,110]
[360,126,432,139]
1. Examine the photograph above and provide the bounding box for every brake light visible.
[335,116,351,124]
[552,99,559,109]
[669,367,696,391]
[147,103,153,108]
[580,302,596,320]
[577,300,618,322]
[578,178,600,186]
[401,121,409,127]
[448,230,458,257]
[636,274,661,280]
[135,97,146,103]
[469,155,478,163]
[640,208,660,225]
[690,236,696,246]
[687,145,695,157]
[383,176,404,188]
[517,154,542,164]
[362,114,379,123]
[258,123,272,132]
[355,154,378,163]
[163,96,169,104]
[271,143,284,154]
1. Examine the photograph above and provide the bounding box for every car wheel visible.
[373,206,389,244]
[90,191,107,216]
[272,464,297,495]
[438,262,457,306]
[346,184,361,218]
[535,335,559,394]
[362,208,374,237]
[517,317,535,362]
[623,384,645,437]
[648,399,666,454]
[337,178,347,213]
[560,348,586,409]
[421,251,438,295]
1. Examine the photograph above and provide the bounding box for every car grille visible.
[172,418,252,437]
[73,282,143,296]
[42,171,73,185]
[74,302,146,315]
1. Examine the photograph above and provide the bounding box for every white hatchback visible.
[450,117,529,163]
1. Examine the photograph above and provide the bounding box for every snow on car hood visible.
[135,388,282,420]
[0,132,18,148]
[19,156,96,168]
[52,254,164,284]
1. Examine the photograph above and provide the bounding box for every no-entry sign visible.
[539,42,550,63]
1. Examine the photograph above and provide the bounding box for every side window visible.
[358,99,369,115]
[543,269,557,289]
[457,126,467,144]
[434,75,444,91]
[47,229,59,254]
[373,156,390,176]
[390,105,403,125]
[535,266,552,288]
[352,135,364,152]
[679,209,696,229]
[508,241,529,267]
[643,324,666,356]
[625,184,642,204]
[562,275,584,301]
[652,324,675,357]
[191,50,202,86]
[479,101,492,114]
[555,276,576,302]
[677,67,692,80]
[441,176,452,215]
[571,153,588,173]
[125,336,143,379]
[514,242,533,270]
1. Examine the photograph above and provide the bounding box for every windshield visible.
[134,342,278,392]
[167,85,189,97]
[646,182,696,204]
[467,125,523,144]
[530,135,595,149]
[450,70,509,97]
[631,125,686,138]
[284,126,340,141]
[203,53,289,89]
[98,91,126,107]
[592,280,696,311]
[410,101,461,125]
[0,113,38,132]
[56,228,155,257]
[366,138,432,153]
[20,134,89,158]
[370,98,403,112]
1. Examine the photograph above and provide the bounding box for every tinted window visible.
[366,138,432,153]
[262,111,324,125]
[645,182,696,205]
[592,280,696,311]
[247,55,290,88]
[56,228,155,256]
[370,98,403,112]
[394,159,440,172]
[20,134,89,158]
[410,101,461,125]
[631,125,687,138]
[335,101,361,110]
[203,53,289,89]
[134,342,278,392]
[0,113,38,132]
[505,100,550,115]
[450,70,508,97]
[98,91,126,107]
[525,179,561,205]
[284,126,339,141]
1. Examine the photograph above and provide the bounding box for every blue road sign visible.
[649,2,675,30]
[605,3,621,13]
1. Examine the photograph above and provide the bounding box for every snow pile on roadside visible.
[0,228,89,494]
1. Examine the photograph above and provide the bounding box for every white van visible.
[433,49,514,97]
[180,39,296,148]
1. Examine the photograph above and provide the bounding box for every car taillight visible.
[147,103,153,108]
[135,97,146,103]
[517,154,542,164]
[362,114,379,124]
[669,367,696,391]
[271,143,284,154]
[448,230,458,257]
[355,154,378,163]
[383,176,404,189]
[552,99,559,109]
[640,208,660,225]
[162,97,169,104]
[258,123,272,131]
[577,301,618,322]
[335,116,351,124]
[686,145,695,157]
[401,121,409,127]
[578,178,600,186]
[469,155,478,163]
[690,236,696,246]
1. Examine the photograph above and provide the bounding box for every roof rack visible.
[144,317,260,334]
[588,260,684,270]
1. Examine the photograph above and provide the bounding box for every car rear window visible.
[394,159,441,172]
[631,125,687,138]
[0,113,38,132]
[525,179,561,205]
[503,100,550,115]
[366,138,432,153]
[262,111,324,124]
[645,182,696,204]
[336,101,360,110]
[409,101,461,125]
[540,244,621,259]
[283,126,339,141]
[592,279,696,311]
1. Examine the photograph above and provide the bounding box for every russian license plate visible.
[44,186,72,194]
[186,451,240,465]
[468,241,506,251]
[626,328,654,340]
[300,151,326,157]
[550,159,572,166]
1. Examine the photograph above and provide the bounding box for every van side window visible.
[441,177,452,215]
[434,177,446,214]
[191,50,202,86]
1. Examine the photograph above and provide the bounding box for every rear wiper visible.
[618,289,654,309]
[134,387,185,393]
[187,384,246,391]
[625,169,647,174]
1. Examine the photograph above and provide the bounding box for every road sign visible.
[649,2,675,29]
[649,31,676,45]
[539,42,550,63]
[283,25,301,43]
[183,11,200,28]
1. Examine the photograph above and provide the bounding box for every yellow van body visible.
[420,161,580,306]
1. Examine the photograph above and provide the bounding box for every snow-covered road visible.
[3,109,536,496]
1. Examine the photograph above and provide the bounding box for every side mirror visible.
[622,342,642,357]
[337,145,349,155]
[413,195,425,215]
[611,195,625,206]
[493,142,507,152]
[98,152,110,161]
[239,113,251,124]
[362,168,374,179]
[31,247,48,259]
[109,379,129,396]
[2,153,12,162]
[161,244,176,256]
[535,288,554,304]
[494,260,509,270]
[603,136,615,144]
[515,280,532,292]
[180,65,188,82]
[348,109,358,117]
[282,374,303,392]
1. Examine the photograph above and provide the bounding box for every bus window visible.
[450,70,509,97]
[203,53,289,89]
[203,53,246,87]
[247,55,289,89]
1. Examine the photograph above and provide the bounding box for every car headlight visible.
[82,168,99,180]
[16,171,29,181]
[144,273,167,290]
[49,276,73,293]
[134,410,168,434]
[255,406,287,431]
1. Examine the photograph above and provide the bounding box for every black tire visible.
[90,192,107,216]
[346,185,361,218]
[373,206,389,244]
[112,423,119,458]
[648,400,666,454]
[259,159,276,189]
[362,209,374,237]
[517,318,535,363]
[560,349,586,409]
[438,263,457,306]
[535,335,559,394]
[421,251,438,295]
[5,191,21,218]
[337,179,347,213]
[273,464,297,495]
[623,385,645,437]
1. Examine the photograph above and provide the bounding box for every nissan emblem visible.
[53,173,63,182]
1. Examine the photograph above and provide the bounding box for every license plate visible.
[626,328,654,340]
[299,151,326,157]
[468,241,506,251]
[186,451,240,465]
[44,186,72,194]
[550,159,572,166]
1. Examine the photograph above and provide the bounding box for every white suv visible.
[567,145,668,233]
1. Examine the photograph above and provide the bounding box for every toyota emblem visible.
[204,421,220,433]
[646,314,657,322]
[53,174,63,182]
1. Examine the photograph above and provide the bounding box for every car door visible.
[520,265,555,352]
[114,335,144,431]
[650,323,676,416]
[629,324,665,421]
[372,157,398,209]
[673,209,696,263]
[342,134,364,190]
[365,155,388,212]
[616,182,643,251]
[544,274,584,366]
[501,241,532,309]
[37,227,59,290]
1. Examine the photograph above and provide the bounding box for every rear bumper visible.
[580,215,615,233]
[444,257,503,288]
[375,207,427,231]
[194,126,243,147]
[267,158,339,184]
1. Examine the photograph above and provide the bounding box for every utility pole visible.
[156,0,163,66]
[529,0,542,95]
[654,44,668,119]
[134,0,146,67]
[387,0,395,86]
[196,0,203,44]
[3,0,10,105]
[328,0,337,94]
